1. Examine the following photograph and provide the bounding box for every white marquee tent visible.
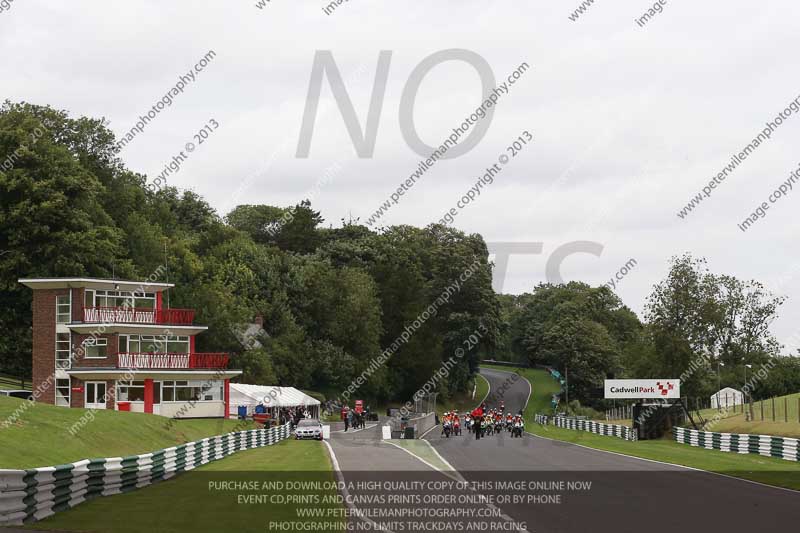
[229,384,321,418]
[710,387,744,409]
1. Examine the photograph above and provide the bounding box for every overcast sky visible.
[3,0,800,352]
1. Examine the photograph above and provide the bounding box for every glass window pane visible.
[86,343,107,358]
[84,290,94,308]
[167,338,189,354]
[135,298,154,309]
[127,387,145,401]
[56,295,71,323]
[175,387,193,401]
[163,387,174,401]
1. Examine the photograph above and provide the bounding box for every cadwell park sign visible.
[604,379,681,399]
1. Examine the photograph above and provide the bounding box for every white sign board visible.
[604,379,680,399]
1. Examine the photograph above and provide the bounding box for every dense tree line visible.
[2,101,797,410]
[0,102,499,404]
[497,255,799,409]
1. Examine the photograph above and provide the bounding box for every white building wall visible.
[114,400,225,418]
[160,401,226,418]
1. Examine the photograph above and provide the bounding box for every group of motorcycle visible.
[441,403,525,439]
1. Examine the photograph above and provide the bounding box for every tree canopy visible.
[0,101,499,404]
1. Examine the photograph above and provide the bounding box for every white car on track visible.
[294,419,323,440]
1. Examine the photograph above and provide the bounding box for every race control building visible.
[19,277,242,417]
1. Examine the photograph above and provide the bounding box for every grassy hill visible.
[0,396,255,469]
[694,391,800,438]
[437,374,491,414]
[33,440,341,533]
[0,373,30,390]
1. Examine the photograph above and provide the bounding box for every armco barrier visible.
[673,427,799,462]
[552,416,637,441]
[534,414,549,425]
[0,423,291,526]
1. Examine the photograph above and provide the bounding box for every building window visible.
[55,379,71,407]
[116,380,145,401]
[83,337,108,358]
[55,332,71,369]
[91,290,156,309]
[122,334,189,353]
[162,380,221,402]
[167,335,190,354]
[56,295,71,323]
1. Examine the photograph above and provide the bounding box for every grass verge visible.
[28,440,343,533]
[0,396,254,469]
[437,375,490,415]
[390,439,454,471]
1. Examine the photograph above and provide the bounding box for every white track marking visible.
[520,371,532,412]
[383,441,451,474]
[322,440,393,532]
[476,373,491,405]
[419,423,439,439]
[417,439,457,472]
[386,439,528,532]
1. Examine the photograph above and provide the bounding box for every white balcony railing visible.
[82,307,196,325]
[84,307,156,324]
[118,353,190,369]
[116,353,229,369]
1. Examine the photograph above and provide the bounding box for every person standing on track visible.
[471,405,483,440]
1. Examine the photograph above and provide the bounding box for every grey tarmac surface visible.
[328,418,525,531]
[422,367,800,533]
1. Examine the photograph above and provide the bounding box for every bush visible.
[565,400,602,419]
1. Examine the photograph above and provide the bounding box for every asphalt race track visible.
[421,367,800,533]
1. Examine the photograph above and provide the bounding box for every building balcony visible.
[117,352,229,369]
[82,307,196,325]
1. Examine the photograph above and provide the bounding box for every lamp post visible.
[716,360,724,412]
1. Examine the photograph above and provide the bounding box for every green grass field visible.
[0,373,31,390]
[696,392,800,438]
[437,374,490,414]
[29,440,343,533]
[0,396,255,469]
[480,365,800,491]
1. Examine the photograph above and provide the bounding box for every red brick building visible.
[18,277,241,418]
